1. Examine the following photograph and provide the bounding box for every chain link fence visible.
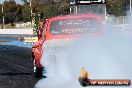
[106,15,130,25]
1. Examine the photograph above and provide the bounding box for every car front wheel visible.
[33,59,43,78]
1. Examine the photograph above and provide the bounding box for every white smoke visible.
[35,12,132,88]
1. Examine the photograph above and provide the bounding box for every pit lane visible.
[0,45,38,88]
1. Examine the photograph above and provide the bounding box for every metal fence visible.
[106,16,128,24]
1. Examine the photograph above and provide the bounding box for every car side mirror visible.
[32,39,44,48]
[39,39,45,45]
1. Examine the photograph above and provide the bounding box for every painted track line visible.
[0,41,32,48]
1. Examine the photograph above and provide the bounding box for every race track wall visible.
[0,29,33,35]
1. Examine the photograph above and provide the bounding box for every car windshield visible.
[50,18,100,35]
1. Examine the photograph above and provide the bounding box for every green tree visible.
[15,4,23,22]
[21,0,29,3]
[106,0,127,16]
[3,0,23,25]
[31,0,69,19]
[0,4,2,24]
[3,0,17,24]
[22,3,31,22]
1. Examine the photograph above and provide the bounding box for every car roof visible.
[48,14,101,21]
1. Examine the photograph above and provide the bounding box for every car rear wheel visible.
[33,59,43,78]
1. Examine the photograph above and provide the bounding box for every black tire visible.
[33,59,43,78]
[79,77,91,87]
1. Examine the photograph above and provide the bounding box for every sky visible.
[15,0,23,4]
[0,0,24,4]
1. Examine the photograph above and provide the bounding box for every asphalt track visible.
[0,45,39,88]
[0,35,39,88]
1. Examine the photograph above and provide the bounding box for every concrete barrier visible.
[0,29,33,35]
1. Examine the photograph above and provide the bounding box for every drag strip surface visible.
[0,45,38,88]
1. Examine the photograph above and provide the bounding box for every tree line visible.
[0,0,69,25]
[0,0,130,25]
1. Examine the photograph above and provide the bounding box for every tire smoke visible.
[35,12,132,88]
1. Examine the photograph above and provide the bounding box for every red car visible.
[32,14,104,77]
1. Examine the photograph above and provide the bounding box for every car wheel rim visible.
[33,59,37,73]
